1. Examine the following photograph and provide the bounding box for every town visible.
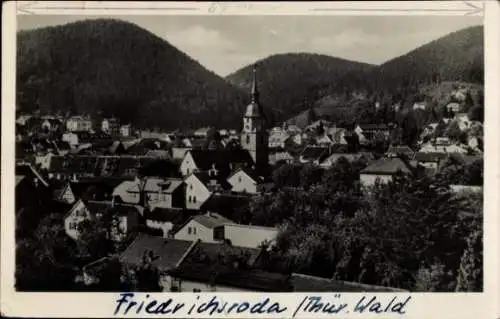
[15,63,483,293]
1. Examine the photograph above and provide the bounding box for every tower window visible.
[246,135,250,144]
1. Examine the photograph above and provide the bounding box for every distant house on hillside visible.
[412,101,427,111]
[359,156,416,187]
[446,102,461,114]
[66,116,92,132]
[101,118,120,136]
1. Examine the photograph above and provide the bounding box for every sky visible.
[17,15,482,77]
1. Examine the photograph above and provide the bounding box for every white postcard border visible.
[2,1,499,318]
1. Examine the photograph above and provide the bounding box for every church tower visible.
[241,64,269,172]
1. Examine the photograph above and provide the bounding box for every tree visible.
[272,164,302,189]
[299,164,324,189]
[455,227,483,292]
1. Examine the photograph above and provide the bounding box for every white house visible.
[184,173,212,210]
[226,167,268,195]
[455,113,472,131]
[62,132,79,148]
[446,102,461,114]
[126,178,184,210]
[174,212,233,243]
[101,118,120,135]
[66,116,92,132]
[120,124,132,137]
[413,101,427,110]
[268,130,290,149]
[217,223,278,249]
[359,157,414,188]
[64,199,91,240]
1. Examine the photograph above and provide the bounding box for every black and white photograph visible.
[9,5,486,296]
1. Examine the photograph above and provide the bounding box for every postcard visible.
[1,1,499,318]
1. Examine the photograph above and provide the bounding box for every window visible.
[188,227,192,235]
[193,196,197,203]
[190,184,193,190]
[238,176,242,183]
[193,288,201,293]
[246,135,250,144]
[193,227,197,235]
[188,196,192,203]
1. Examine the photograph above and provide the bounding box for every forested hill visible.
[17,19,248,130]
[373,25,484,91]
[230,25,484,125]
[225,53,375,124]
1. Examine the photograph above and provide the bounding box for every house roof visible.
[414,152,449,163]
[126,178,183,194]
[190,172,232,191]
[360,156,415,175]
[228,167,264,183]
[290,273,406,292]
[144,207,185,223]
[189,149,254,172]
[300,146,329,162]
[192,213,234,229]
[120,233,193,271]
[357,124,389,131]
[386,145,415,158]
[168,264,292,292]
[200,194,251,217]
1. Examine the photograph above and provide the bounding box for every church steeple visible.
[251,64,259,103]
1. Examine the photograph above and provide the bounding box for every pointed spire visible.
[251,64,259,103]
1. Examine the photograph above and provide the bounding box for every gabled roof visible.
[228,167,264,183]
[200,194,251,216]
[188,149,253,171]
[414,152,449,163]
[120,233,194,271]
[357,124,389,131]
[144,207,185,223]
[126,178,183,194]
[386,145,415,157]
[360,156,415,175]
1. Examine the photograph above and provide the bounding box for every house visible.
[269,150,294,165]
[268,130,290,149]
[227,167,272,195]
[120,124,132,137]
[66,116,93,132]
[166,241,291,292]
[200,193,251,221]
[213,223,278,249]
[125,177,184,210]
[120,233,195,288]
[419,138,468,154]
[41,119,62,132]
[449,185,483,194]
[64,199,141,241]
[194,127,211,138]
[63,199,91,240]
[299,146,329,164]
[62,132,79,148]
[354,124,390,140]
[174,212,234,243]
[454,113,472,131]
[414,152,449,172]
[327,127,348,145]
[412,101,426,110]
[446,102,461,114]
[319,153,374,169]
[385,145,415,159]
[316,134,333,147]
[144,207,186,238]
[180,149,253,178]
[290,273,407,292]
[359,156,416,187]
[184,172,217,210]
[101,118,120,135]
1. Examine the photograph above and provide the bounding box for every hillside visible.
[16,19,247,130]
[233,26,483,126]
[225,53,375,124]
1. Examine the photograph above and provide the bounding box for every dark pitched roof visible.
[360,156,415,175]
[168,264,292,292]
[200,194,250,217]
[358,124,389,131]
[189,149,254,172]
[120,233,193,271]
[386,145,414,156]
[290,273,406,292]
[300,146,329,161]
[414,152,449,163]
[144,207,184,223]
